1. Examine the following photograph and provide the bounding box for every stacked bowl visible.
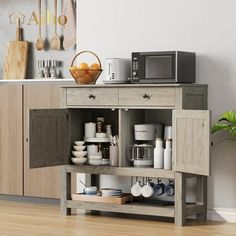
[71,141,88,165]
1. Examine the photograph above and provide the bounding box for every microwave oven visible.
[131,51,196,83]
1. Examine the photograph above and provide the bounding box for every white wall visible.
[77,0,236,211]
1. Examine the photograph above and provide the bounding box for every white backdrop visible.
[76,0,236,211]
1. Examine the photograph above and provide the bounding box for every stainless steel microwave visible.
[131,51,196,83]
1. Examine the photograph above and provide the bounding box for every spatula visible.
[50,0,61,50]
[36,0,44,51]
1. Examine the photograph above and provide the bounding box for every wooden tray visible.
[72,193,132,205]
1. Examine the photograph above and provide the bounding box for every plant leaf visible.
[219,111,236,124]
[211,123,231,134]
[229,126,236,136]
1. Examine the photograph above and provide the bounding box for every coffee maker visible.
[128,124,161,168]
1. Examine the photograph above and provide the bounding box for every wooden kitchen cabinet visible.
[0,85,23,195]
[29,84,210,226]
[24,85,64,198]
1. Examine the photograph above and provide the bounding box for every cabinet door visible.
[173,110,210,176]
[0,85,23,195]
[24,85,72,199]
[30,109,70,168]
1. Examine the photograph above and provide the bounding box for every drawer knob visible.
[88,94,96,99]
[143,94,150,99]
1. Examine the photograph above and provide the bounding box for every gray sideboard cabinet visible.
[29,84,210,226]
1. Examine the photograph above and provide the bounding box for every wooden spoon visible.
[36,0,44,50]
[50,0,61,50]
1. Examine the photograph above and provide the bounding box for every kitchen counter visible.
[0,79,75,85]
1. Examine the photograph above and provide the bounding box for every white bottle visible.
[164,140,172,170]
[153,139,164,169]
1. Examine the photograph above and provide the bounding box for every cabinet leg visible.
[60,165,71,216]
[84,174,99,214]
[175,172,186,226]
[196,176,207,221]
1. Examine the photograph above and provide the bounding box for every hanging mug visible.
[141,181,155,198]
[131,181,143,197]
[154,179,166,196]
[165,180,175,196]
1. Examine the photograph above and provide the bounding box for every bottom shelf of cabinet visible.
[66,200,175,217]
[65,200,204,218]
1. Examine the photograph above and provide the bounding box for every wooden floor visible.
[0,201,236,236]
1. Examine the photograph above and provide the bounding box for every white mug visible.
[141,182,155,198]
[85,122,96,138]
[131,181,142,197]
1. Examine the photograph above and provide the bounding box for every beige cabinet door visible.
[173,110,210,176]
[24,85,62,198]
[0,85,23,195]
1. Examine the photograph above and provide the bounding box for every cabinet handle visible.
[88,94,96,99]
[143,94,150,99]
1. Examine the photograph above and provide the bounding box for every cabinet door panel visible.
[0,85,23,195]
[30,109,70,168]
[173,110,210,176]
[24,85,74,199]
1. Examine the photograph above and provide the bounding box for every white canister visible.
[164,126,172,140]
[87,145,99,156]
[85,122,96,138]
[164,140,172,170]
[153,139,164,169]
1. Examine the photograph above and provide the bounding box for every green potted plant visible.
[211,110,236,137]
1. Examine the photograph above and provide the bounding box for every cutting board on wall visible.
[3,21,29,80]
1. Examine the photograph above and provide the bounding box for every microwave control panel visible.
[132,53,139,81]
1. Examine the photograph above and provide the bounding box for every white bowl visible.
[84,186,97,194]
[74,141,85,146]
[72,151,87,158]
[95,132,107,138]
[73,145,86,151]
[71,157,87,165]
[88,155,102,160]
[89,159,102,166]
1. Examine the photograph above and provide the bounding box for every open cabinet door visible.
[30,109,70,168]
[173,110,210,176]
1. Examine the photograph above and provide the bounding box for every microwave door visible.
[144,55,175,82]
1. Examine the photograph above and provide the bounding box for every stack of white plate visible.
[100,188,122,197]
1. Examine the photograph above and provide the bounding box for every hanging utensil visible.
[50,0,61,50]
[36,0,44,50]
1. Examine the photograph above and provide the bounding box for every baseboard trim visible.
[208,208,236,222]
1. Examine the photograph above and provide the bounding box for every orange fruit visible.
[78,63,89,70]
[90,63,100,70]
[89,63,101,76]
[79,74,93,84]
[75,70,86,78]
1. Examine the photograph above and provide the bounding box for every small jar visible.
[96,117,105,133]
[50,60,57,78]
[43,60,50,78]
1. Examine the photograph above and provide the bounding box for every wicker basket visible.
[69,51,103,84]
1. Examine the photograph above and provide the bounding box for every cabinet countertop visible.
[62,83,208,88]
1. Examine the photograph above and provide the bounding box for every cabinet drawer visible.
[66,88,119,106]
[119,88,175,107]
